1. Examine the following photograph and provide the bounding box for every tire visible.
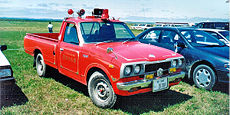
[88,71,117,108]
[192,64,216,90]
[35,53,47,77]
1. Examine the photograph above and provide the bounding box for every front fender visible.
[84,63,114,85]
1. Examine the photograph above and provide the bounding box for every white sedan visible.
[198,28,230,46]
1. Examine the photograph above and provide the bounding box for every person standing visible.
[48,22,53,33]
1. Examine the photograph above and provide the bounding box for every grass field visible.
[0,20,229,114]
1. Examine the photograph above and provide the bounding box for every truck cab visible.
[24,8,185,108]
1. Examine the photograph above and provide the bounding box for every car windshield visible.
[219,31,229,40]
[180,30,225,47]
[80,22,135,43]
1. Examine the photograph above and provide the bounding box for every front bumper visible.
[117,72,185,91]
[216,69,229,83]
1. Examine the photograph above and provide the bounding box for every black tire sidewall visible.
[36,53,46,77]
[88,71,117,108]
[192,64,216,90]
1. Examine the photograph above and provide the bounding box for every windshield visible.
[180,30,225,47]
[80,22,135,43]
[219,31,229,40]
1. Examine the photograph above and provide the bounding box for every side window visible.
[160,30,181,44]
[63,23,79,45]
[114,23,133,39]
[206,31,220,39]
[142,30,161,42]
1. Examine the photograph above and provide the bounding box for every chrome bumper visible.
[117,72,185,91]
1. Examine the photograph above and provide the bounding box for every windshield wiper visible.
[96,40,114,45]
[122,38,135,44]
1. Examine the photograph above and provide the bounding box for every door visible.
[59,23,80,75]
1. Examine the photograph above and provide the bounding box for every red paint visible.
[24,9,183,96]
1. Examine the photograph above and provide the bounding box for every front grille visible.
[145,62,171,73]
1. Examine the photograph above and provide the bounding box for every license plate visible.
[152,77,168,92]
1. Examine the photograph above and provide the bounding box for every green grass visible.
[0,20,229,114]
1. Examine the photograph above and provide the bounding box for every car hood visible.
[195,46,229,59]
[95,41,182,62]
[0,51,10,66]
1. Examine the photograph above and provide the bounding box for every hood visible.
[196,46,229,59]
[95,41,181,62]
[0,51,10,66]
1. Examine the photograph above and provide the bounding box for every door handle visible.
[60,48,64,51]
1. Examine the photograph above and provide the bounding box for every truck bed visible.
[26,33,59,42]
[24,33,59,69]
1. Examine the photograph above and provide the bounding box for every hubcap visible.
[37,56,43,74]
[195,68,211,87]
[94,79,110,101]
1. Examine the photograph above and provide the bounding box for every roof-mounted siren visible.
[93,8,109,19]
[68,9,74,17]
[77,9,85,18]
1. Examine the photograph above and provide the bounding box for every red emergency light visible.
[68,9,74,15]
[77,9,85,17]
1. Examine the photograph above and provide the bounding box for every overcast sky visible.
[0,0,228,21]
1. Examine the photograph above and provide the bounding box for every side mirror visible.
[177,42,186,48]
[174,42,186,53]
[0,45,7,51]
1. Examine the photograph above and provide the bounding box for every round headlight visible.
[124,66,132,76]
[171,60,177,67]
[178,59,183,67]
[134,65,141,74]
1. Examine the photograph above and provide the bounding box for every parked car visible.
[198,28,229,46]
[131,24,153,30]
[130,24,145,30]
[137,27,229,90]
[142,24,154,30]
[0,45,14,82]
[24,9,185,108]
[194,22,229,30]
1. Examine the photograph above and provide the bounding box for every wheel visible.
[88,71,117,108]
[192,64,216,90]
[35,53,47,77]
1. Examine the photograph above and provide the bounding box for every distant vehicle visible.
[198,28,230,46]
[155,22,193,27]
[142,24,154,30]
[24,9,185,108]
[137,27,229,90]
[194,22,229,30]
[130,24,143,30]
[0,45,14,82]
[131,24,153,30]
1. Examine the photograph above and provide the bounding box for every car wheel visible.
[192,64,216,90]
[35,53,47,77]
[88,71,117,108]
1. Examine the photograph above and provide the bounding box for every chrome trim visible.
[0,77,14,81]
[120,56,184,78]
[117,72,185,91]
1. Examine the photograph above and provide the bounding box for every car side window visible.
[63,23,79,45]
[160,30,182,44]
[142,30,161,42]
[206,31,222,40]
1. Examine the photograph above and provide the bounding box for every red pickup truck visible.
[24,9,185,108]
